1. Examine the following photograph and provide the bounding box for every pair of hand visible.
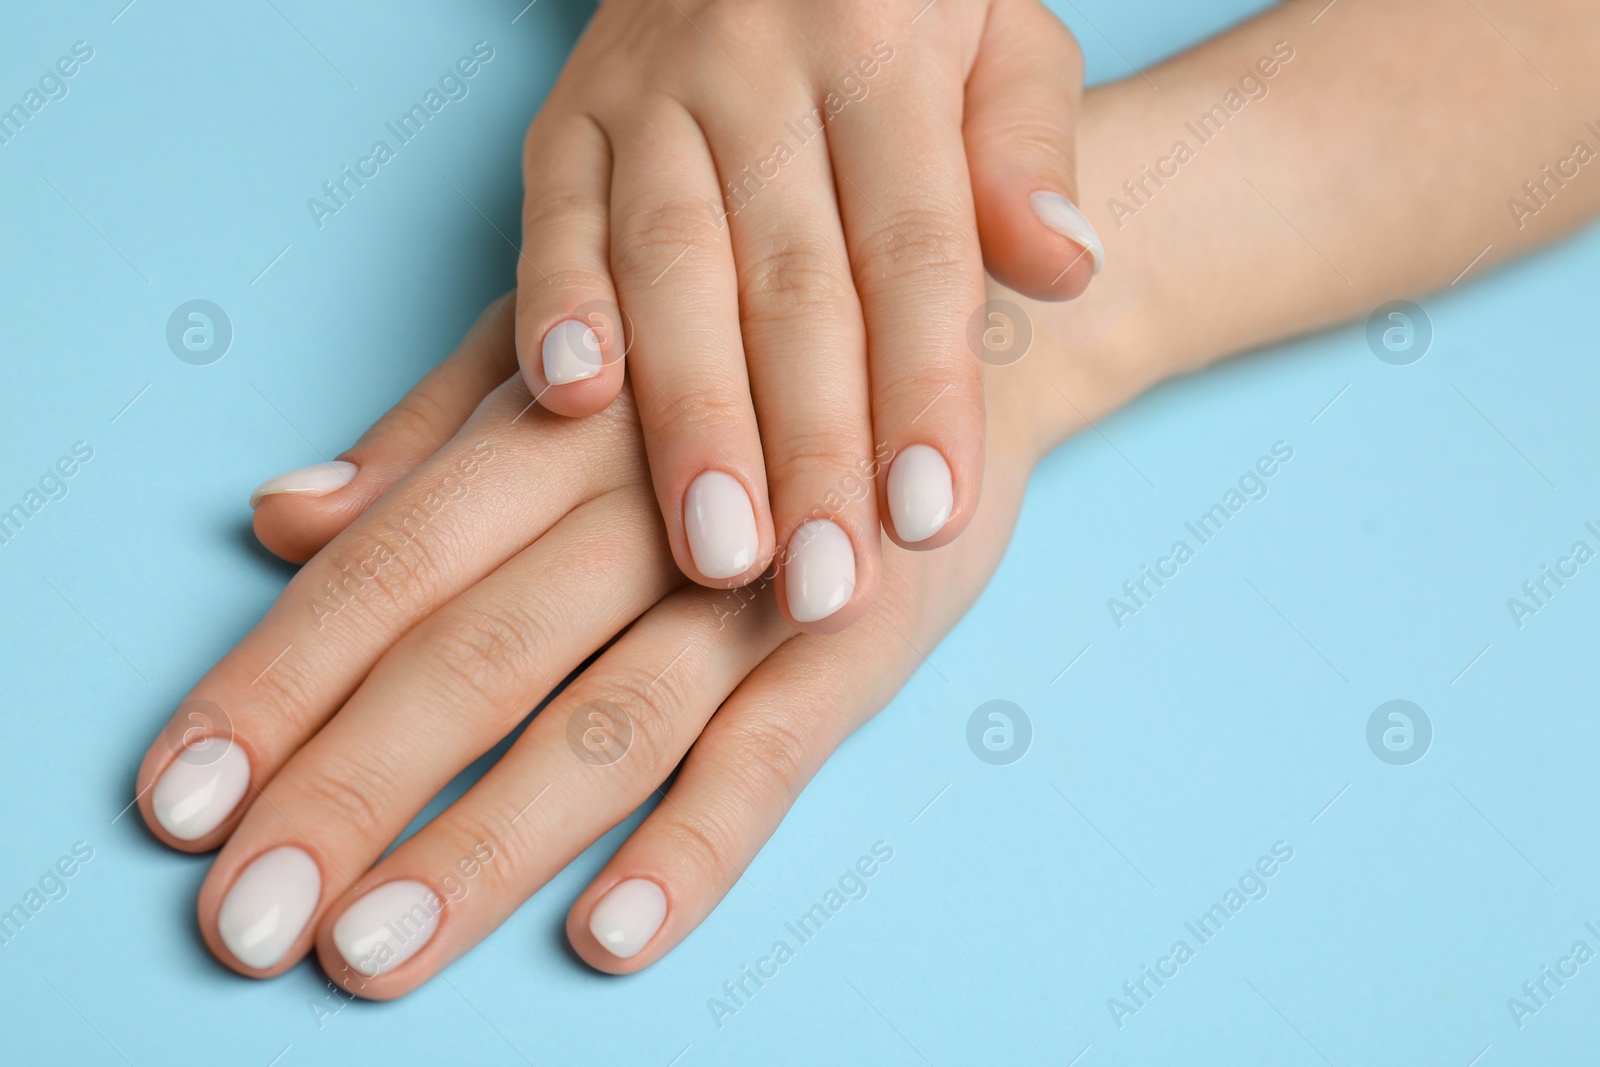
[137,283,1064,995]
[141,0,1106,997]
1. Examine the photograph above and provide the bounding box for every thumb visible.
[964,0,1102,300]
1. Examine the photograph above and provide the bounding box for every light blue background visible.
[2,1,1595,1064]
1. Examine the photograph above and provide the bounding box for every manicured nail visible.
[152,739,251,840]
[785,519,855,623]
[542,318,604,385]
[218,846,322,969]
[589,878,667,959]
[248,460,358,509]
[333,880,441,977]
[684,470,760,579]
[887,444,954,544]
[1030,190,1104,275]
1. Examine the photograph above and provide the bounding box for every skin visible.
[139,0,1600,998]
[511,0,1098,631]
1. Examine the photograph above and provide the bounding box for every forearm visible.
[1010,0,1600,455]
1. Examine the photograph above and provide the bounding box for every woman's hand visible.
[138,285,1076,996]
[509,0,1100,631]
[138,0,1600,997]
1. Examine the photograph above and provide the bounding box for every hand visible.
[510,0,1101,632]
[139,0,1600,996]
[137,287,1072,996]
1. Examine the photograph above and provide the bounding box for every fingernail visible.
[248,460,358,509]
[684,470,760,579]
[542,318,604,385]
[218,846,322,969]
[152,739,251,840]
[333,880,441,977]
[589,878,667,959]
[785,519,855,623]
[887,444,953,544]
[1030,190,1104,276]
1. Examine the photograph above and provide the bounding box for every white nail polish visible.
[248,460,358,509]
[887,444,954,544]
[684,470,760,579]
[589,878,667,959]
[785,520,856,623]
[333,880,441,977]
[542,318,604,385]
[1030,190,1105,276]
[218,846,322,970]
[152,739,251,841]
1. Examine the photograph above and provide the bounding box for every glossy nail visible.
[1030,190,1105,275]
[542,318,604,385]
[218,846,322,969]
[248,460,358,509]
[333,880,441,977]
[887,444,953,543]
[784,520,855,623]
[152,739,251,840]
[589,878,667,959]
[684,470,759,579]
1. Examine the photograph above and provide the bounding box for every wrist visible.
[983,274,1175,471]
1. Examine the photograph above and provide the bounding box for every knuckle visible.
[413,603,551,723]
[297,526,443,626]
[646,372,752,442]
[874,350,983,424]
[738,239,854,322]
[377,388,455,450]
[522,190,606,243]
[654,807,742,886]
[715,714,811,805]
[432,810,526,900]
[853,202,977,294]
[611,198,724,287]
[285,754,395,834]
[598,655,698,774]
[529,266,615,302]
[765,424,869,492]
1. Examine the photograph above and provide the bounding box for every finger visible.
[136,368,643,855]
[608,101,775,588]
[567,594,924,972]
[516,110,628,417]
[194,490,678,975]
[251,296,519,563]
[826,40,985,550]
[311,583,791,998]
[694,94,882,632]
[965,0,1100,300]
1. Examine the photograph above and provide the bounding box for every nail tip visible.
[1030,189,1105,277]
[248,460,358,510]
[152,741,251,840]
